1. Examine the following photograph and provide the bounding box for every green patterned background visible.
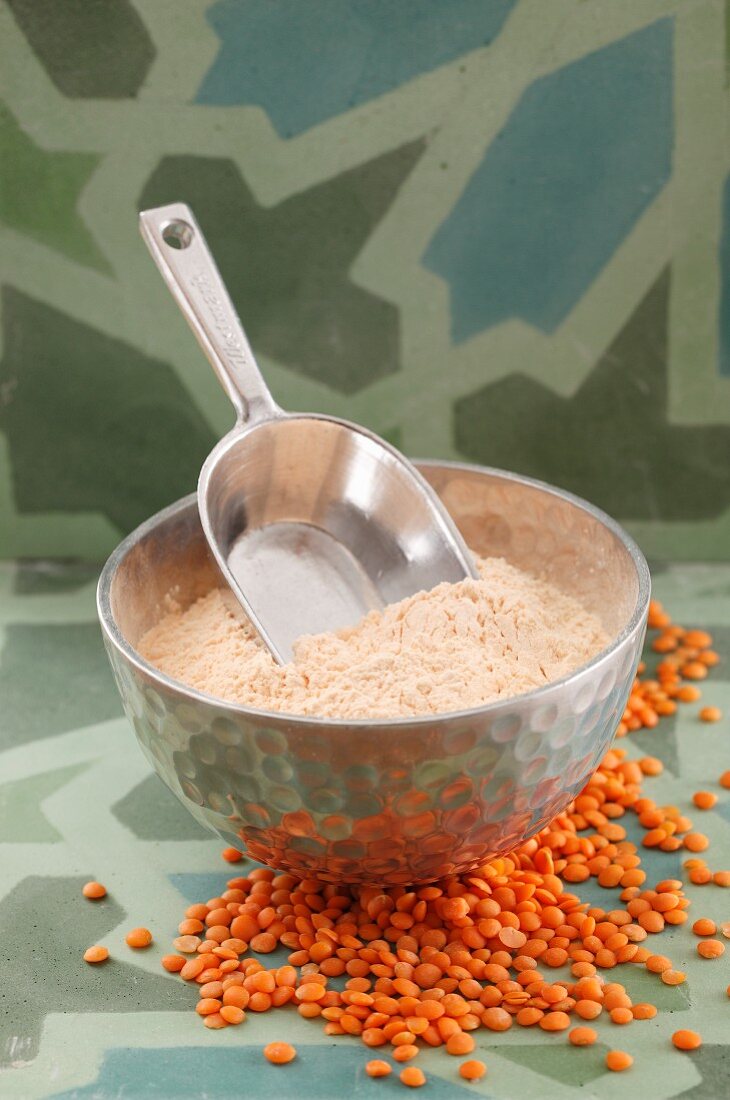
[1,0,729,563]
[2,6,730,1096]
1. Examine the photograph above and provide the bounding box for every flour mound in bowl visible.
[137,556,609,720]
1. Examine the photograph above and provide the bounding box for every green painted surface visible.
[0,876,189,1069]
[454,271,730,522]
[112,774,209,842]
[498,1042,613,1086]
[0,764,89,842]
[6,0,155,99]
[0,287,217,533]
[676,1048,730,1098]
[0,104,109,271]
[0,620,120,746]
[0,559,729,1098]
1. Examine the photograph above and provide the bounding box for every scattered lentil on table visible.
[606,1050,633,1072]
[81,881,107,899]
[568,1026,597,1045]
[85,598,729,1086]
[125,927,153,949]
[692,918,716,936]
[400,1066,426,1087]
[366,1060,392,1077]
[263,1041,297,1064]
[671,1029,702,1051]
[459,1057,487,1080]
[222,847,244,863]
[83,945,109,964]
[692,791,718,810]
[697,939,725,959]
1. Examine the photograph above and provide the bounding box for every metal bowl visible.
[97,461,650,886]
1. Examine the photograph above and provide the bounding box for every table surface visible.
[1,560,729,1100]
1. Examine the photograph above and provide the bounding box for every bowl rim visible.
[97,460,651,730]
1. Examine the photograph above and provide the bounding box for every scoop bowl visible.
[97,461,650,886]
[201,413,478,663]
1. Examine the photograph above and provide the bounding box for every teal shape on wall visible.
[424,19,673,341]
[196,0,515,136]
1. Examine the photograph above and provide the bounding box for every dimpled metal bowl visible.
[98,462,650,886]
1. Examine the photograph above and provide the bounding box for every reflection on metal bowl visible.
[97,462,649,886]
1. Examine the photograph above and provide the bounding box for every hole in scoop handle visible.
[139,203,279,425]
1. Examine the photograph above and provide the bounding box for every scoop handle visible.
[139,203,279,424]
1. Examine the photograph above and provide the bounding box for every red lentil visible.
[161,955,185,973]
[126,927,153,949]
[672,1030,702,1051]
[82,881,107,899]
[220,1005,245,1025]
[569,1027,597,1046]
[459,1059,486,1080]
[400,1067,426,1087]
[173,935,200,953]
[263,1042,296,1064]
[83,945,108,964]
[204,1013,226,1029]
[660,970,686,986]
[677,685,701,703]
[222,987,249,1009]
[446,1032,474,1055]
[221,847,243,862]
[574,1001,602,1020]
[697,939,724,959]
[365,1060,392,1077]
[606,1051,633,1072]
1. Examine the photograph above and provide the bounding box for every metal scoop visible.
[139,203,478,664]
